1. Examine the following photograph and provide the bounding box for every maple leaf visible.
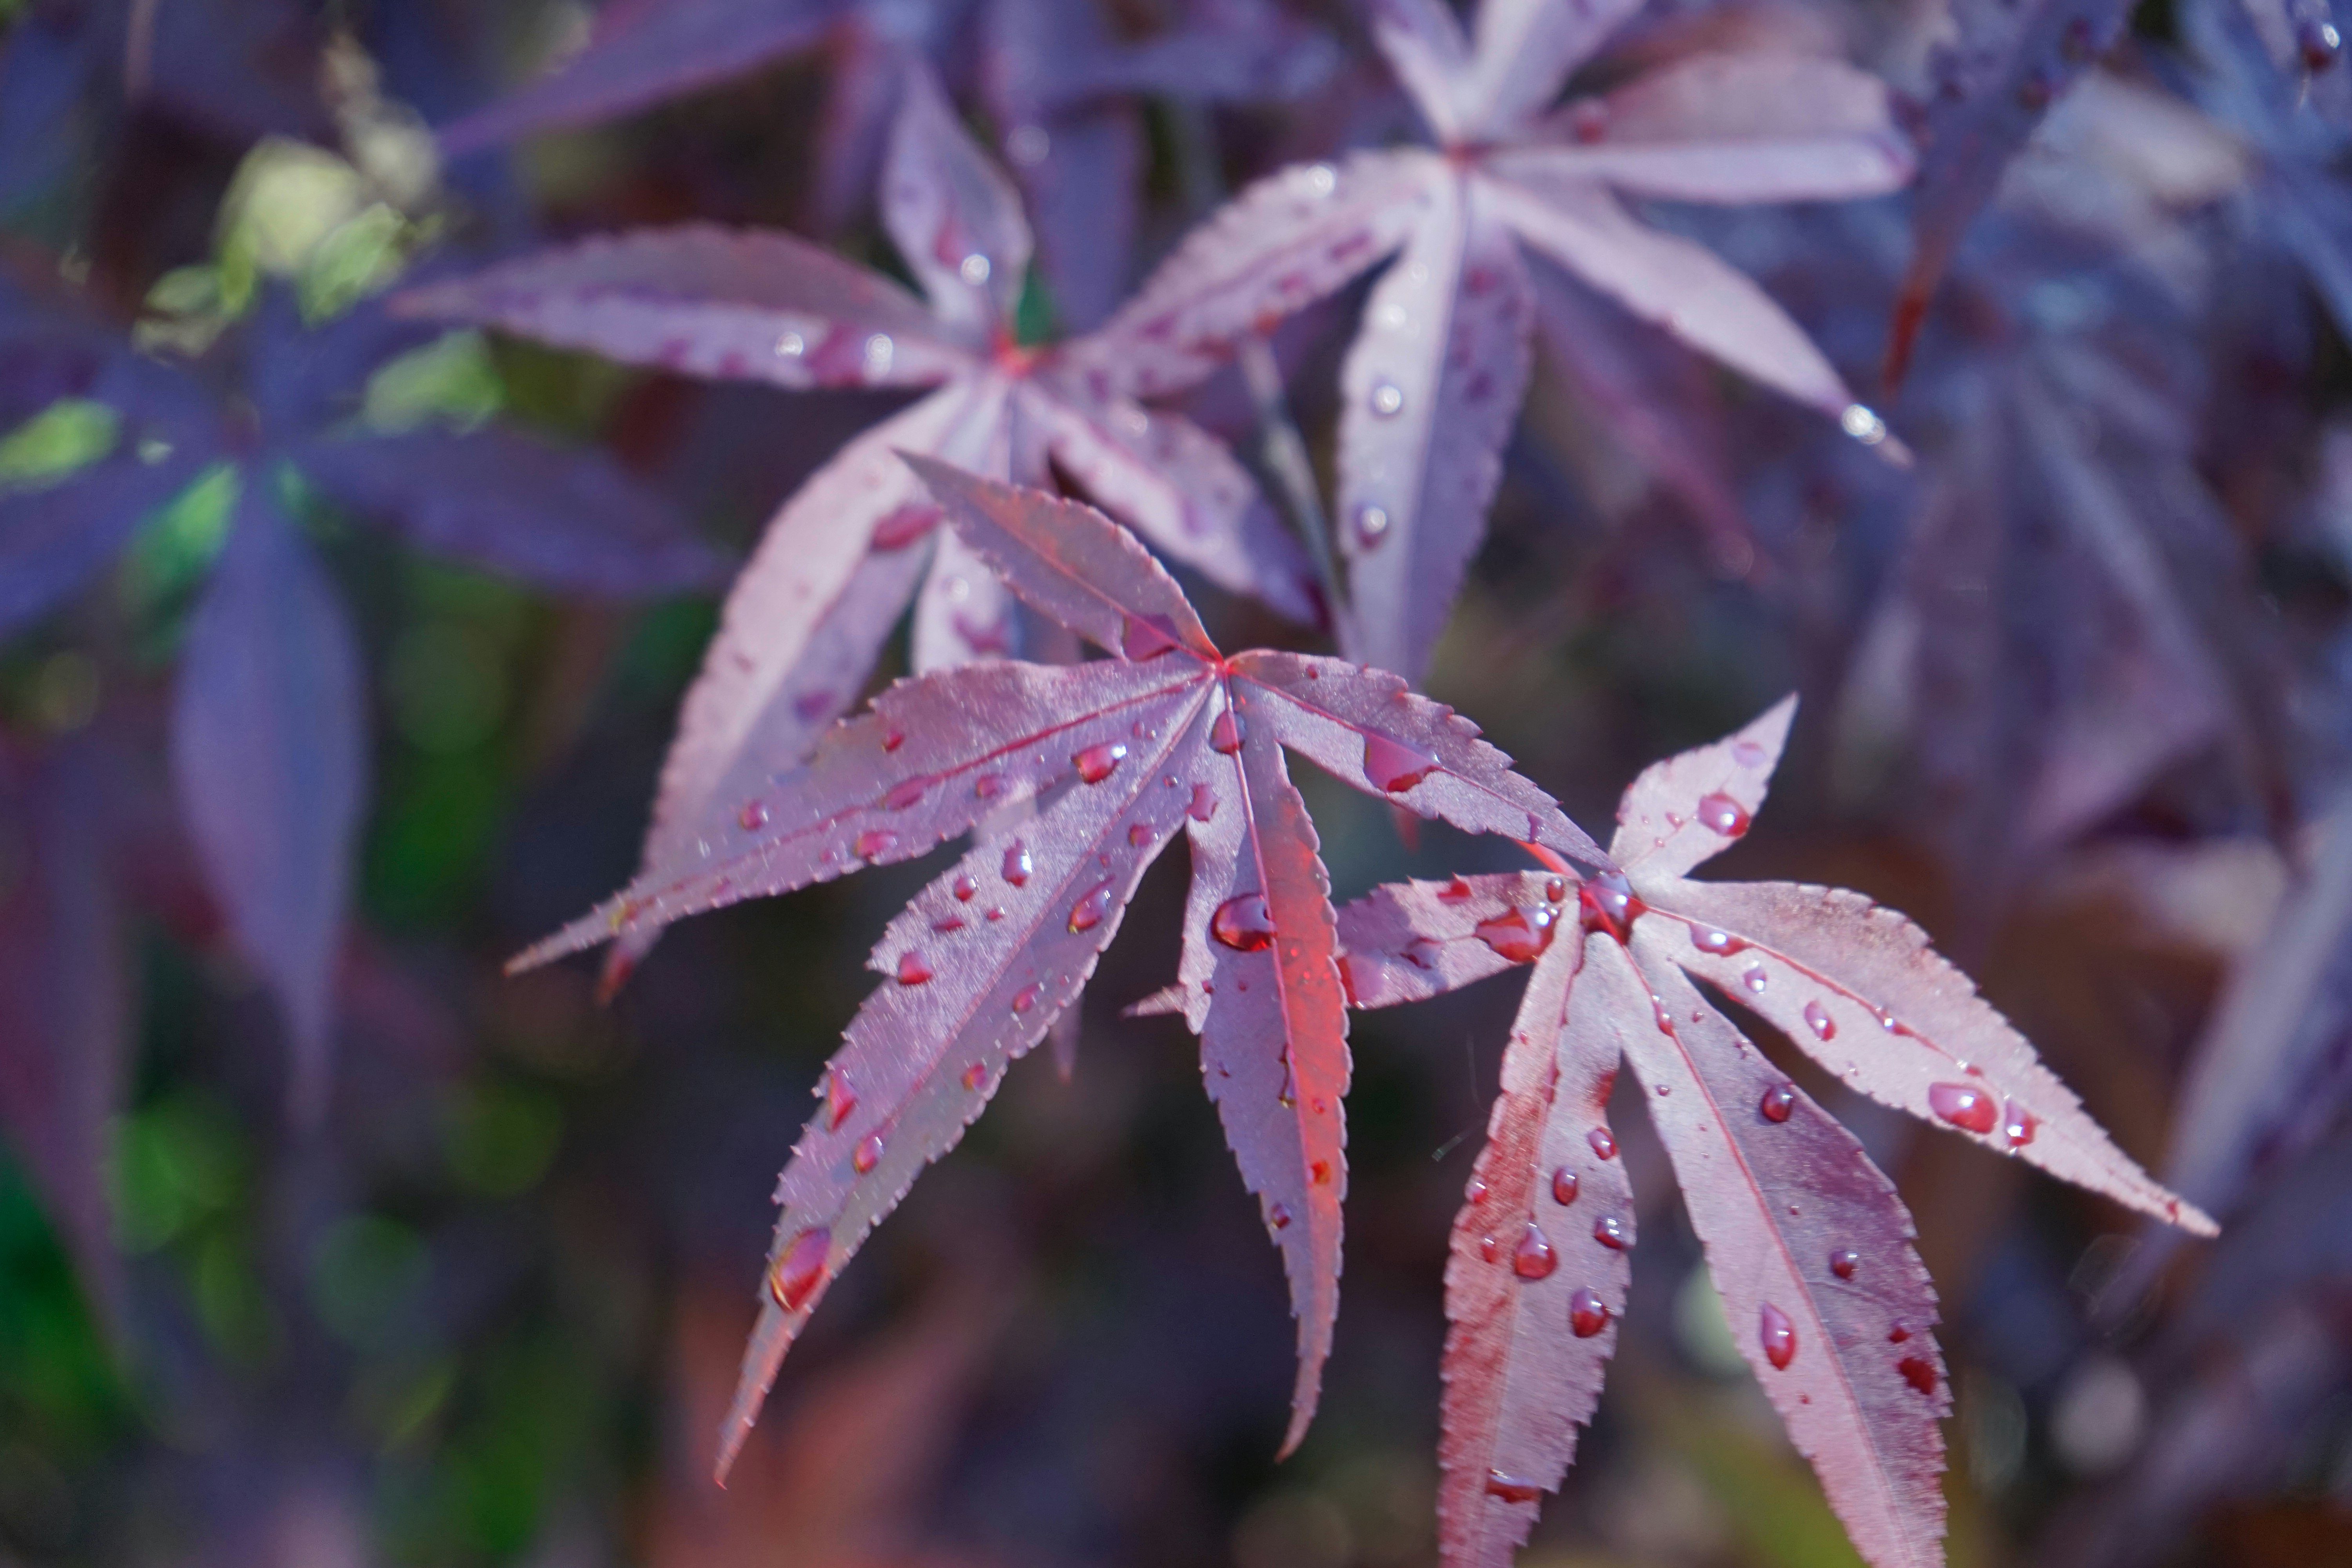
[1333,697,2216,1568]
[400,60,1319,991]
[506,463,1607,1477]
[1075,0,1913,677]
[0,281,720,1115]
[433,0,1330,323]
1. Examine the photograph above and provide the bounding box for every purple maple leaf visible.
[1078,0,1915,678]
[399,61,1320,991]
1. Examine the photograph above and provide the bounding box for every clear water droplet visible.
[2000,1100,2038,1148]
[1212,893,1275,951]
[1592,1214,1629,1250]
[896,951,933,985]
[852,1134,884,1173]
[1552,1167,1579,1205]
[961,1062,989,1092]
[1588,1127,1617,1161]
[1369,380,1404,417]
[1743,964,1769,994]
[1475,905,1556,964]
[824,1069,857,1130]
[958,252,992,285]
[1270,1203,1292,1229]
[854,828,899,862]
[1841,404,1888,445]
[1466,1176,1490,1205]
[1804,1000,1836,1040]
[1512,1223,1558,1280]
[1001,842,1032,886]
[769,1226,830,1311]
[1209,709,1245,754]
[1760,1303,1797,1370]
[1011,983,1042,1014]
[1691,926,1745,955]
[1830,1249,1860,1280]
[1352,504,1390,547]
[1760,1082,1796,1123]
[1485,1472,1541,1504]
[1694,790,1751,837]
[1544,877,1568,903]
[1128,822,1153,848]
[776,330,806,358]
[1927,1082,1998,1134]
[739,800,769,831]
[1477,1233,1499,1263]
[1578,872,1645,942]
[1570,1287,1610,1338]
[1073,741,1127,783]
[1067,879,1115,933]
[953,874,977,901]
[1363,731,1439,793]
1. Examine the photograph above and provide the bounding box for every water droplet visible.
[1544,877,1568,903]
[1369,380,1405,417]
[769,1226,830,1312]
[1068,879,1115,933]
[1001,842,1032,886]
[1742,964,1769,994]
[863,333,895,374]
[896,951,933,985]
[1694,791,1751,837]
[1760,1082,1796,1123]
[881,728,906,753]
[1552,1167,1579,1205]
[2001,1100,2038,1147]
[953,874,977,902]
[1841,403,1889,445]
[854,828,899,862]
[852,1134,884,1173]
[1011,983,1042,1014]
[1569,1287,1610,1338]
[1475,905,1556,964]
[776,330,806,358]
[1363,731,1439,793]
[1588,1127,1617,1161]
[1212,893,1275,951]
[1512,1223,1559,1280]
[1209,709,1245,754]
[1485,1471,1541,1504]
[1927,1082,1998,1135]
[1760,1303,1797,1370]
[1477,1233,1499,1263]
[884,778,926,810]
[1578,871,1646,942]
[824,1069,858,1130]
[1691,926,1746,955]
[1270,1203,1292,1229]
[1888,1321,1912,1344]
[2303,18,2345,70]
[1592,1214,1629,1250]
[1830,1249,1860,1280]
[1652,999,1677,1036]
[739,800,769,831]
[958,252,992,286]
[1898,1354,1938,1395]
[1465,1176,1489,1205]
[1074,741,1127,783]
[985,906,1005,922]
[961,1062,989,1092]
[1352,504,1390,547]
[1804,1001,1836,1040]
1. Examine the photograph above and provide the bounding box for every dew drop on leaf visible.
[854,828,899,862]
[1362,731,1439,793]
[1011,983,1041,1014]
[1927,1082,1998,1134]
[1760,1303,1797,1370]
[1477,1233,1500,1263]
[1691,926,1744,955]
[1588,1127,1617,1161]
[1209,709,1245,754]
[1001,842,1032,886]
[1578,872,1645,942]
[1475,905,1555,964]
[1592,1214,1629,1250]
[1760,1082,1796,1123]
[1073,741,1127,783]
[769,1226,830,1312]
[1804,1000,1836,1040]
[2001,1099,2039,1147]
[1544,877,1568,903]
[851,1134,884,1174]
[895,951,933,985]
[1211,893,1275,951]
[1067,879,1115,933]
[1831,1249,1860,1280]
[1742,964,1769,994]
[738,800,768,831]
[1512,1223,1558,1280]
[1270,1203,1292,1229]
[1466,1176,1490,1205]
[961,1063,988,1092]
[882,729,906,752]
[1694,791,1751,837]
[1569,1287,1610,1338]
[824,1069,858,1130]
[1485,1472,1541,1504]
[953,874,977,901]
[1352,504,1390,547]
[884,778,926,810]
[1552,1167,1579,1205]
